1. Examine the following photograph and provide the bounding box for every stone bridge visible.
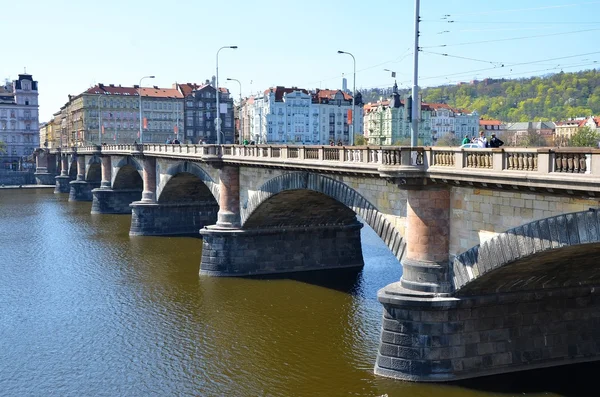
[37,143,600,382]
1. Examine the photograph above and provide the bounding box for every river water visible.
[0,188,597,397]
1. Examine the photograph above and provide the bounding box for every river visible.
[0,188,597,396]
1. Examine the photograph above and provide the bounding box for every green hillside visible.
[361,69,600,122]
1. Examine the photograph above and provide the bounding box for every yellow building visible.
[554,119,582,146]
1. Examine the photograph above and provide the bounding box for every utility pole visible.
[411,0,420,147]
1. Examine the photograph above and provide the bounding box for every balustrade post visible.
[141,157,156,202]
[492,149,504,171]
[400,148,412,165]
[455,151,464,170]
[299,146,305,160]
[537,149,551,174]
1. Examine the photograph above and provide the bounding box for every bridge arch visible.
[452,209,600,295]
[112,156,143,190]
[85,155,101,182]
[242,172,406,261]
[68,155,77,179]
[157,161,219,203]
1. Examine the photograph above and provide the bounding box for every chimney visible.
[153,85,158,89]
[98,83,104,88]
[133,85,139,89]
[109,84,115,87]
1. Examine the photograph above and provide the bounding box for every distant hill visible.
[360,69,600,122]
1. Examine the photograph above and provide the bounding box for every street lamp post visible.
[338,50,356,146]
[216,46,238,145]
[138,75,155,145]
[226,77,242,144]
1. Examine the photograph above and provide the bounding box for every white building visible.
[240,86,363,145]
[429,103,455,142]
[454,110,480,139]
[0,74,39,170]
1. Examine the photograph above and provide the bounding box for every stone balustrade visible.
[53,144,600,195]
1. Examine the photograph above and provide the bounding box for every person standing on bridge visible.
[461,134,470,145]
[476,131,488,148]
[489,133,504,148]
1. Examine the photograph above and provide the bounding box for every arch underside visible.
[454,210,600,295]
[242,172,406,261]
[160,161,219,203]
[457,243,600,295]
[158,172,216,203]
[68,162,77,179]
[113,164,143,190]
[243,190,357,228]
[86,163,101,182]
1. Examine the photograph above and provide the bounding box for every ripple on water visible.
[2,190,595,397]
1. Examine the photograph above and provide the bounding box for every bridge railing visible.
[428,147,600,176]
[51,144,600,177]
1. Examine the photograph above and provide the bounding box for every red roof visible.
[139,87,183,98]
[264,86,309,101]
[177,83,203,97]
[427,103,453,111]
[84,84,138,96]
[313,89,352,102]
[479,119,502,126]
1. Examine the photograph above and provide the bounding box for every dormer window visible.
[22,81,30,90]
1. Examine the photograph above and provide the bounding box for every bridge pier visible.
[376,186,454,380]
[374,285,600,382]
[55,153,71,193]
[199,222,364,276]
[69,155,98,201]
[34,149,56,185]
[130,201,218,236]
[129,157,219,235]
[91,155,142,214]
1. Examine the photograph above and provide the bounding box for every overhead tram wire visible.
[436,61,600,86]
[420,28,600,49]
[434,1,600,17]
[394,52,600,86]
[298,48,413,88]
[420,50,504,66]
[389,60,600,89]
[421,20,600,25]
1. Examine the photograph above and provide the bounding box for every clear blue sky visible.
[3,0,599,121]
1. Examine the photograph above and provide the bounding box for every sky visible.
[2,0,599,121]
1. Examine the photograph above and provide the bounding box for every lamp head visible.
[337,50,345,54]
[230,46,238,49]
[149,75,155,78]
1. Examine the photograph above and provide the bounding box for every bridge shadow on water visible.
[249,266,367,295]
[449,360,600,397]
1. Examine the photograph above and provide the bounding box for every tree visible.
[0,139,5,154]
[514,130,546,147]
[568,126,600,147]
[435,134,461,147]
[354,133,367,146]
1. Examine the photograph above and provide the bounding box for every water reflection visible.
[0,189,598,396]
